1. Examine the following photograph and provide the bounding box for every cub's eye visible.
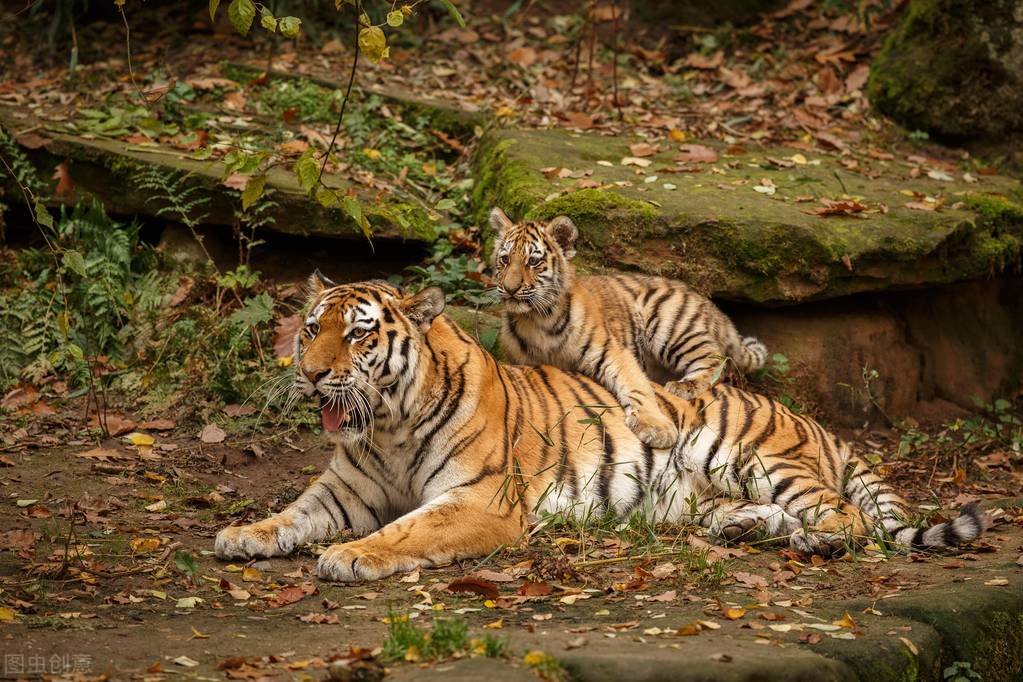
[305,322,319,336]
[348,328,369,341]
[498,253,509,265]
[527,255,543,267]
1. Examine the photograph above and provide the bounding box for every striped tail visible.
[843,457,988,550]
[733,336,768,372]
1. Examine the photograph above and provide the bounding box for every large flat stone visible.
[472,128,1023,304]
[0,105,438,243]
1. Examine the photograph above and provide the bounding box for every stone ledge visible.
[472,127,1023,304]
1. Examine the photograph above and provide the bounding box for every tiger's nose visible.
[503,279,522,295]
[304,368,330,384]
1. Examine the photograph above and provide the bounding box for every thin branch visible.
[318,0,362,185]
[610,0,622,118]
[119,5,151,110]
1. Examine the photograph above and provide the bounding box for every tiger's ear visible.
[489,207,514,236]
[546,216,578,259]
[402,286,445,331]
[306,269,337,298]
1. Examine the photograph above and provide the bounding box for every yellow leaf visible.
[483,599,496,608]
[668,129,686,142]
[0,607,16,622]
[790,153,808,165]
[130,537,161,554]
[404,644,421,662]
[386,10,404,26]
[190,627,210,639]
[364,148,382,160]
[832,612,857,628]
[723,606,746,620]
[277,356,294,368]
[358,26,388,63]
[125,432,155,446]
[242,566,264,582]
[484,618,504,629]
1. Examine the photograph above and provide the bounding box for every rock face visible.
[868,0,1023,142]
[473,128,1023,305]
[728,277,1023,426]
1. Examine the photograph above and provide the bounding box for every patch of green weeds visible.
[523,650,567,681]
[381,611,508,663]
[897,397,1022,459]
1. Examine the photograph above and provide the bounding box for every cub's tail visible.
[733,336,768,372]
[844,457,988,549]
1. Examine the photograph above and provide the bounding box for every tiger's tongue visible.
[321,404,348,432]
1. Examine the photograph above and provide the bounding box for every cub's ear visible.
[546,216,578,259]
[402,286,446,331]
[489,207,514,236]
[306,269,337,298]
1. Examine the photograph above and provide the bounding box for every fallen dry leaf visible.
[517,581,553,597]
[808,198,867,217]
[223,404,257,418]
[139,418,176,431]
[75,447,130,462]
[675,144,718,163]
[2,384,39,410]
[628,142,659,158]
[447,576,500,600]
[200,423,227,444]
[298,612,340,624]
[266,582,318,608]
[88,412,136,436]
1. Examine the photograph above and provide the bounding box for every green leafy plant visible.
[944,661,981,681]
[381,611,507,663]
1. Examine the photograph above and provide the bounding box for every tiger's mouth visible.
[319,395,368,433]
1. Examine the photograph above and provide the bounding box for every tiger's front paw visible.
[215,517,301,560]
[317,542,419,582]
[664,379,710,401]
[625,408,679,449]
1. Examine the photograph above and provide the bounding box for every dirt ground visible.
[2,421,1022,681]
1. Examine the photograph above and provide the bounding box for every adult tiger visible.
[488,207,767,450]
[214,276,986,582]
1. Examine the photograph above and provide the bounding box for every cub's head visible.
[294,272,445,443]
[489,207,578,315]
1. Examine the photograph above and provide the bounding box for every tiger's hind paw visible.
[625,408,679,449]
[789,529,848,559]
[664,379,710,401]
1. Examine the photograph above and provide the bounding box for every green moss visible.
[964,192,1023,223]
[471,134,549,231]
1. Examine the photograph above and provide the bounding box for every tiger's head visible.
[489,207,578,316]
[294,272,445,443]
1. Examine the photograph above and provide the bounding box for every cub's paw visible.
[625,408,679,449]
[709,516,764,545]
[788,529,848,559]
[317,542,418,582]
[664,379,709,401]
[214,517,300,560]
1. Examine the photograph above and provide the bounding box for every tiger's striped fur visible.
[489,208,768,450]
[213,278,986,582]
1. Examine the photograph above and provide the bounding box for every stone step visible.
[472,127,1023,304]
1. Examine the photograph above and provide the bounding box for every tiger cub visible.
[489,207,768,449]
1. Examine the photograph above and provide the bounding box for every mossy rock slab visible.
[0,105,438,243]
[472,127,1023,304]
